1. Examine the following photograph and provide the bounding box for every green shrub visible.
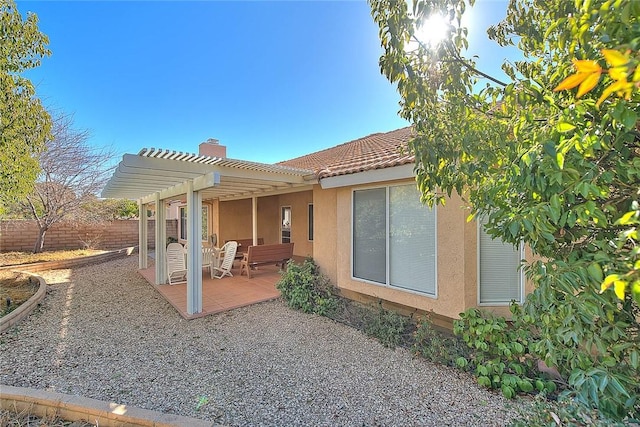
[453,304,552,399]
[510,394,631,427]
[412,312,469,367]
[364,302,410,348]
[276,258,337,316]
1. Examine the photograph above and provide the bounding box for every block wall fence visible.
[0,219,178,252]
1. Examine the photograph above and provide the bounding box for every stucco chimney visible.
[199,138,227,158]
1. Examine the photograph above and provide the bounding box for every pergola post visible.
[138,200,148,269]
[186,180,203,315]
[155,193,167,285]
[252,196,258,245]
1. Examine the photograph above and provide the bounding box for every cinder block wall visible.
[0,219,178,252]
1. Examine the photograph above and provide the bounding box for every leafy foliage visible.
[412,312,469,367]
[276,258,338,316]
[453,306,556,399]
[369,0,639,419]
[0,0,51,209]
[364,301,410,348]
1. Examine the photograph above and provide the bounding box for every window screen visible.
[353,184,436,295]
[479,221,523,304]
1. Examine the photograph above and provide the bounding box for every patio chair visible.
[166,242,187,284]
[211,241,238,279]
[202,246,215,272]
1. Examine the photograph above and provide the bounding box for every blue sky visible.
[19,0,516,165]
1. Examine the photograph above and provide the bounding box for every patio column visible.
[138,200,148,269]
[252,196,258,246]
[186,180,203,315]
[155,193,167,285]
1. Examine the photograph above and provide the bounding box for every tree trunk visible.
[33,226,48,253]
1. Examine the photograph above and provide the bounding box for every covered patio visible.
[102,143,316,317]
[138,261,283,319]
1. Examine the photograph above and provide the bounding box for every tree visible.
[369,0,638,419]
[23,112,115,253]
[0,0,51,209]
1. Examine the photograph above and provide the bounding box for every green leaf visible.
[587,263,603,282]
[501,384,515,399]
[620,109,637,131]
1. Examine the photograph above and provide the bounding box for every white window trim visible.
[307,203,314,242]
[350,183,438,299]
[477,221,525,306]
[178,204,210,243]
[179,205,187,242]
[281,205,292,244]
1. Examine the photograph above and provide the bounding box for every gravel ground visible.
[1,256,531,426]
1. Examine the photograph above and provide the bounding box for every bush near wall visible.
[0,219,178,252]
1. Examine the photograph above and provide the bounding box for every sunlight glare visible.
[413,13,450,49]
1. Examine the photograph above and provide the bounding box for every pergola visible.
[102,148,315,315]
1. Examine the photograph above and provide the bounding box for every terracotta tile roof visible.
[278,127,414,179]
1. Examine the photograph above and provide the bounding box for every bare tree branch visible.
[21,111,117,252]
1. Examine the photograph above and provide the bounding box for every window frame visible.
[281,205,291,243]
[308,203,314,242]
[350,183,438,298]
[476,221,525,306]
[178,204,210,243]
[179,206,187,241]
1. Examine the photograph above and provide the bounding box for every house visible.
[102,127,532,325]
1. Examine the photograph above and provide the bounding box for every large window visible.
[178,205,209,242]
[353,184,437,296]
[478,220,524,304]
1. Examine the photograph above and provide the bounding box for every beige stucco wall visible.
[214,190,313,258]
[218,198,253,243]
[205,178,533,322]
[332,179,472,320]
[327,178,532,321]
[256,196,280,244]
[278,191,313,258]
[312,185,337,284]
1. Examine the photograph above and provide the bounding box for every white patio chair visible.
[211,241,237,279]
[202,246,215,272]
[166,242,187,285]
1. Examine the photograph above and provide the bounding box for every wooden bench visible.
[240,243,294,278]
[225,238,264,260]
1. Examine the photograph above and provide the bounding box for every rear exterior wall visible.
[0,219,178,252]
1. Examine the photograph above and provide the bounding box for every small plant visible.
[509,393,629,427]
[364,301,410,349]
[412,312,469,367]
[195,395,209,411]
[453,304,554,399]
[276,257,338,316]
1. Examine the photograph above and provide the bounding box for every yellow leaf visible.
[614,280,626,300]
[601,274,620,292]
[609,65,628,81]
[602,49,629,68]
[554,73,590,91]
[596,80,628,107]
[577,72,601,97]
[574,59,601,73]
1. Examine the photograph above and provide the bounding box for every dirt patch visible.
[0,408,96,426]
[0,271,38,317]
[0,249,107,267]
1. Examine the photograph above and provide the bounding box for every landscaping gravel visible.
[1,256,531,426]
